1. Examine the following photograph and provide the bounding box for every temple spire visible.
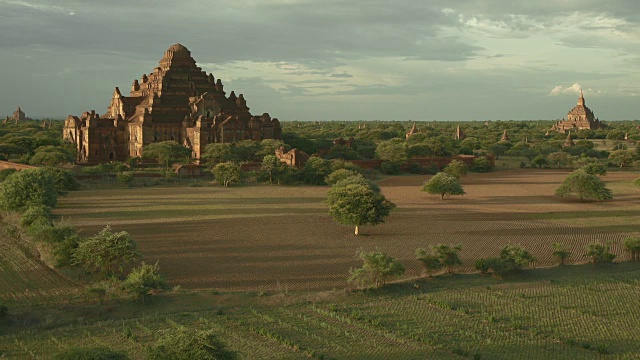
[578,89,585,106]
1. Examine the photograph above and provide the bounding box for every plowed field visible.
[56,169,640,291]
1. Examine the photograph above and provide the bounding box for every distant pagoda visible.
[551,90,604,133]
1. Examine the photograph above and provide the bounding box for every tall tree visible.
[142,141,191,169]
[421,172,465,200]
[328,176,395,235]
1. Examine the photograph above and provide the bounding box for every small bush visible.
[474,258,491,274]
[472,157,492,172]
[123,261,167,303]
[623,237,640,261]
[117,171,134,185]
[585,243,616,264]
[380,161,402,175]
[634,177,640,187]
[20,205,52,228]
[53,346,129,360]
[348,251,405,289]
[147,326,237,360]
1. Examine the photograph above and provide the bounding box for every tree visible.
[28,148,73,167]
[416,244,463,275]
[123,261,168,303]
[443,159,466,179]
[328,176,395,235]
[552,243,571,266]
[261,155,283,184]
[421,172,465,200]
[202,143,233,164]
[476,245,535,278]
[0,168,58,212]
[623,237,640,261]
[471,157,492,172]
[142,141,191,169]
[573,156,607,176]
[147,326,237,360]
[375,139,407,162]
[555,170,613,201]
[256,139,285,159]
[608,149,635,168]
[547,152,574,168]
[585,243,616,264]
[73,226,140,276]
[325,169,362,186]
[212,162,242,187]
[415,248,442,277]
[531,155,548,168]
[348,250,405,289]
[433,244,463,273]
[300,156,332,185]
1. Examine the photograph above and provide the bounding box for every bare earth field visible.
[55,169,640,291]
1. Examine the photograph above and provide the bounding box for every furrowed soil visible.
[55,169,640,291]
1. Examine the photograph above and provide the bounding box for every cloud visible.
[548,83,605,96]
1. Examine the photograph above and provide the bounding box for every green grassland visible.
[1,263,639,359]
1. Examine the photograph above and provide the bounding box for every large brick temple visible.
[551,90,604,133]
[64,44,282,163]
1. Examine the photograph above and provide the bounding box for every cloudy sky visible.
[1,0,639,121]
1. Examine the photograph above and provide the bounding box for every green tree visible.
[623,237,640,261]
[261,155,283,184]
[202,143,233,164]
[300,156,332,185]
[147,326,237,360]
[531,155,548,168]
[585,243,616,264]
[142,141,191,169]
[123,261,168,303]
[375,139,407,162]
[256,139,285,159]
[552,243,571,266]
[443,159,466,179]
[28,147,74,167]
[573,156,607,176]
[608,149,635,168]
[325,169,362,186]
[415,248,442,277]
[555,170,613,201]
[348,250,405,289]
[0,168,58,212]
[212,162,242,187]
[471,157,492,172]
[547,152,574,168]
[433,244,463,274]
[421,172,465,200]
[476,245,535,278]
[328,176,395,235]
[73,226,140,276]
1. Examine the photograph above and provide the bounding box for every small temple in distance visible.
[63,44,282,164]
[551,90,604,133]
[4,106,28,123]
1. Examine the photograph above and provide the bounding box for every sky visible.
[1,0,639,121]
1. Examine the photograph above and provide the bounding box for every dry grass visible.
[55,169,640,291]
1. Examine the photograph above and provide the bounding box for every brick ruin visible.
[63,44,282,164]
